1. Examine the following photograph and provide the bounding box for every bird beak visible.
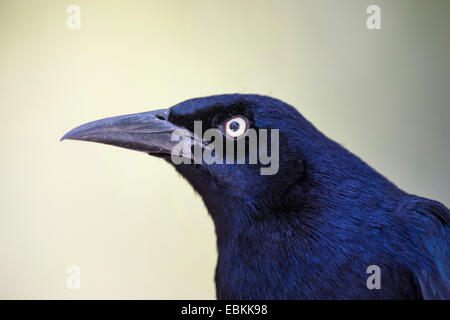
[61,109,201,157]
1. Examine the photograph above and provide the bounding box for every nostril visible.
[155,114,165,121]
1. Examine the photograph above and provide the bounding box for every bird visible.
[61,94,449,299]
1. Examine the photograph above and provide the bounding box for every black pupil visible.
[229,121,240,132]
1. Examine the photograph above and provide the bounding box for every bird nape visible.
[61,94,449,300]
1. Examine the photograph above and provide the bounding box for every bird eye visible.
[223,116,248,138]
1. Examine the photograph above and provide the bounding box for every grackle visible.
[62,94,449,299]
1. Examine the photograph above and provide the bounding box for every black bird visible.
[62,94,449,299]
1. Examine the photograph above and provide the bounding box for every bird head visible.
[62,94,319,236]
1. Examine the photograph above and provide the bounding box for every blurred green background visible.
[0,0,449,299]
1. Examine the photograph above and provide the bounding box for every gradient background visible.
[0,0,449,299]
